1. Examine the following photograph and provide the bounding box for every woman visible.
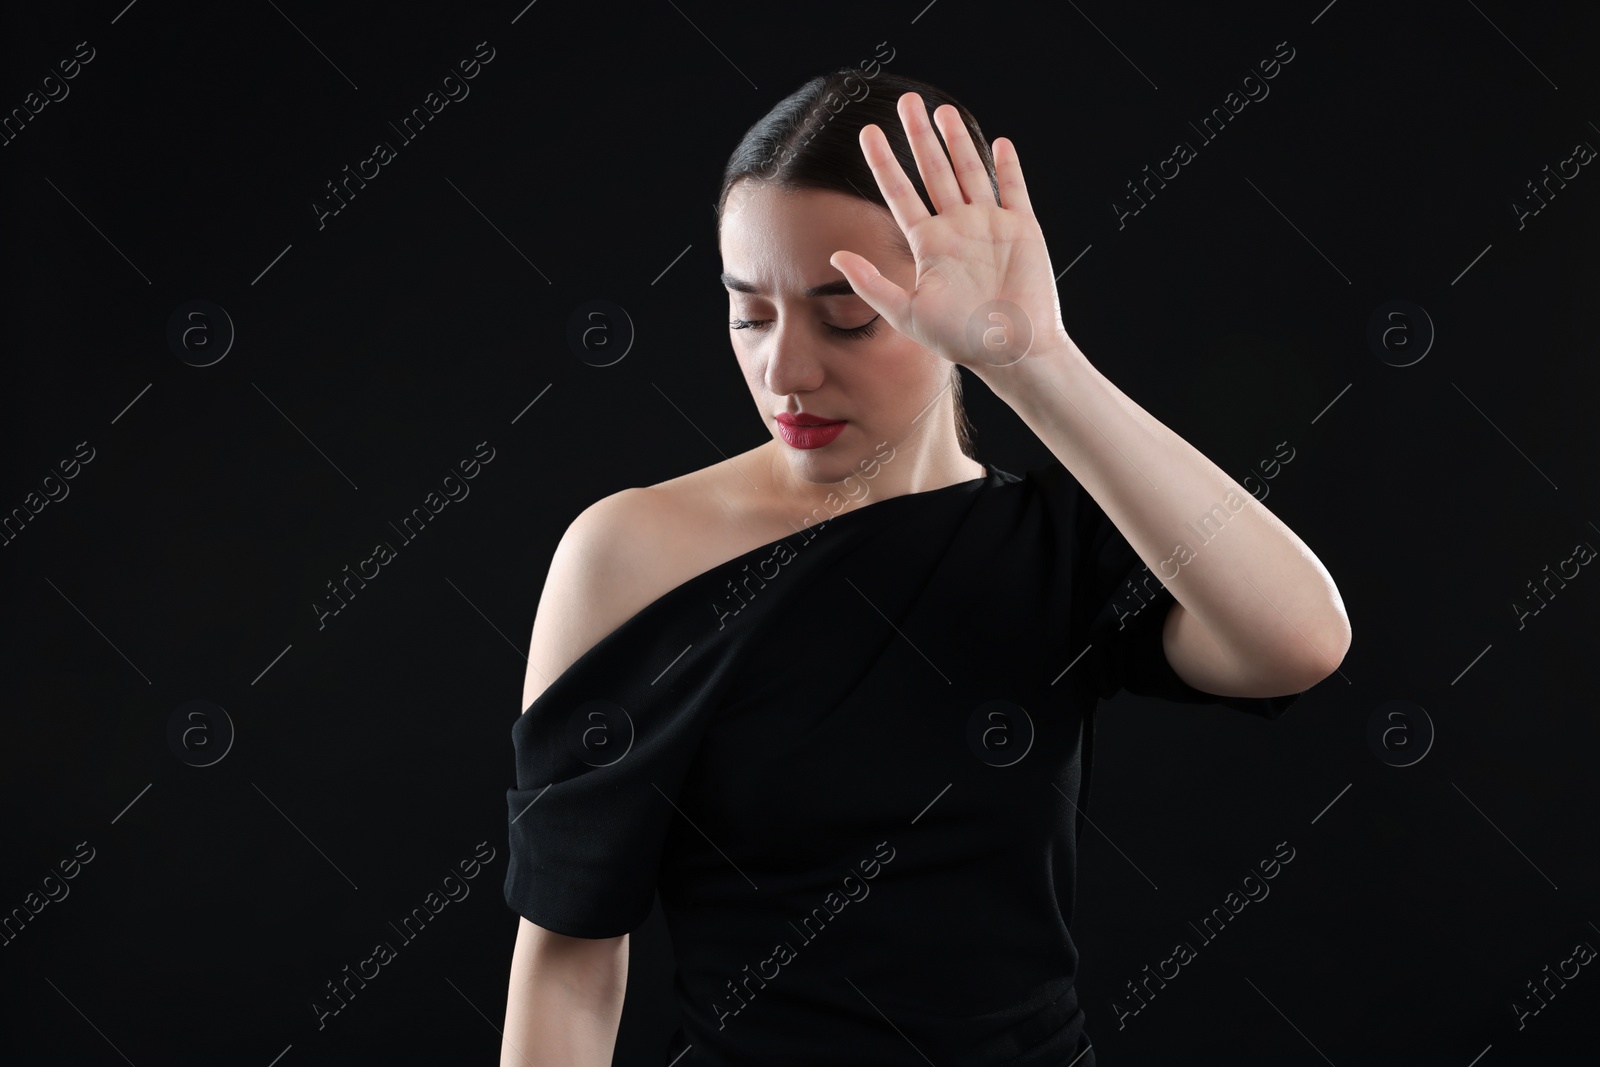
[500,68,1349,1066]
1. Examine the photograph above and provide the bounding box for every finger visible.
[933,104,992,206]
[859,122,931,236]
[898,91,965,215]
[829,250,912,330]
[993,137,1035,217]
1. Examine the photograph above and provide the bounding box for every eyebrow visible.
[720,273,859,298]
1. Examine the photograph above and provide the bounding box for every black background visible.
[3,0,1598,1064]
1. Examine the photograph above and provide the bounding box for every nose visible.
[761,319,826,398]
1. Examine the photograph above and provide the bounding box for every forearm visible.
[972,339,1350,676]
[501,922,628,1067]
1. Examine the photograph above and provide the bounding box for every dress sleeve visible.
[1067,467,1302,720]
[503,606,730,938]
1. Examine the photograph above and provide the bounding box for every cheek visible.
[736,354,774,395]
[868,339,943,390]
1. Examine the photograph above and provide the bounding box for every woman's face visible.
[718,181,957,486]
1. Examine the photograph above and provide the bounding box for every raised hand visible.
[829,91,1071,371]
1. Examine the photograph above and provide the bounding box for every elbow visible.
[1289,613,1351,691]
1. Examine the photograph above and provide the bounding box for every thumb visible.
[830,250,910,327]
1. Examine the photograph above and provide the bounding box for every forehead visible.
[719,182,904,296]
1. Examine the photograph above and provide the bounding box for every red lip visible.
[775,413,845,427]
[775,418,847,450]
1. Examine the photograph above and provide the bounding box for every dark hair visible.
[715,68,996,462]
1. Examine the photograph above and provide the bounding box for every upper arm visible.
[510,489,676,958]
[519,487,665,714]
[513,909,629,975]
[504,913,628,1061]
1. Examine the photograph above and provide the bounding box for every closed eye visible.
[729,315,881,340]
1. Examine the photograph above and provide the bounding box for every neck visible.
[759,441,983,513]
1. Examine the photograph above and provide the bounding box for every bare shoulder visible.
[520,486,669,712]
[519,472,729,713]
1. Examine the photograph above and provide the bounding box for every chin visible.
[779,445,876,484]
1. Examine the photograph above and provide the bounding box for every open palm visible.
[830,92,1070,370]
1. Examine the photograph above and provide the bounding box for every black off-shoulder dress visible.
[505,460,1300,1066]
